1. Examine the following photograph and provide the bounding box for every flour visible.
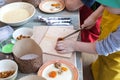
[20,54,39,60]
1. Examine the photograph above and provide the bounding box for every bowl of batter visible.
[0,2,36,26]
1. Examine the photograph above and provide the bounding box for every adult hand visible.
[55,40,76,54]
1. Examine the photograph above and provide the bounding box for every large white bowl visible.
[0,59,18,80]
[0,2,36,26]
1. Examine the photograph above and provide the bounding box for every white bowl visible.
[0,59,18,80]
[19,75,46,80]
[0,2,36,26]
[12,27,33,40]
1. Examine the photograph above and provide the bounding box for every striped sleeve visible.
[96,26,120,56]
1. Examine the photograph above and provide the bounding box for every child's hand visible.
[81,15,96,29]
[55,40,76,54]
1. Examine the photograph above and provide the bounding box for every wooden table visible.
[14,8,83,80]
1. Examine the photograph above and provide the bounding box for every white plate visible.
[39,0,65,13]
[38,60,78,80]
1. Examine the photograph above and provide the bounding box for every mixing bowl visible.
[0,2,36,26]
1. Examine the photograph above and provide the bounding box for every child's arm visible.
[55,40,98,54]
[56,27,120,56]
[81,5,104,29]
[64,0,84,11]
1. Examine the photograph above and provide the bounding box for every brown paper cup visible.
[13,38,43,73]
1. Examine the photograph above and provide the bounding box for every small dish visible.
[0,59,18,80]
[12,27,33,40]
[39,0,65,13]
[0,32,14,54]
[37,60,78,80]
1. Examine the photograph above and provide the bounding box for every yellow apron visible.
[92,9,120,80]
